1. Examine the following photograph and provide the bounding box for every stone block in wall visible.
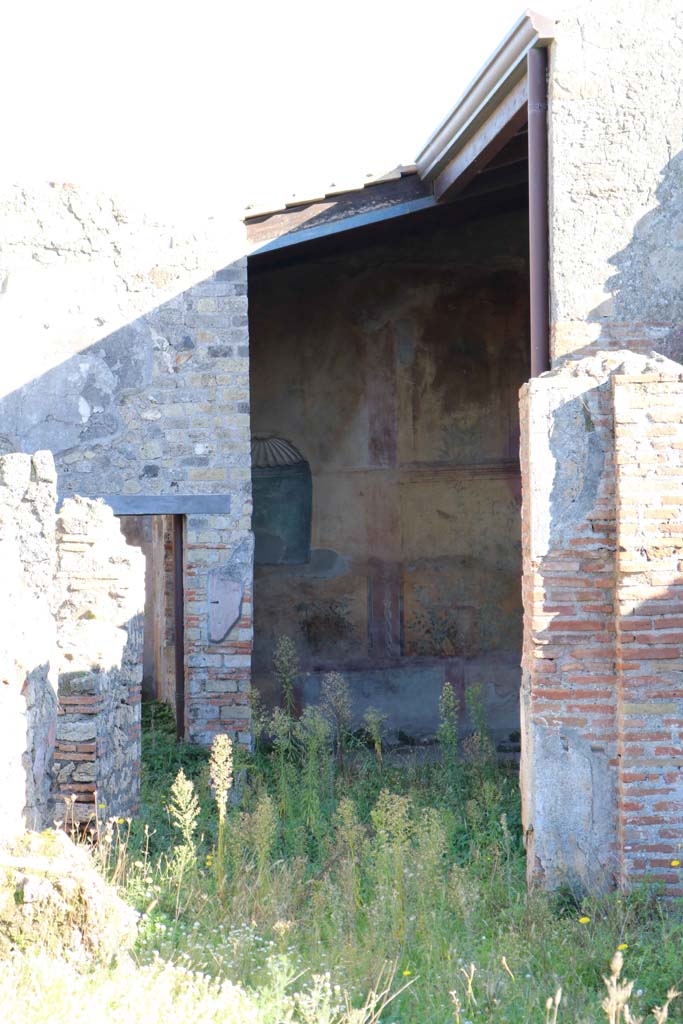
[520,350,683,893]
[53,497,145,823]
[0,452,58,839]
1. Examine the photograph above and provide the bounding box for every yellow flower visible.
[402,970,412,977]
[578,916,590,924]
[618,943,628,951]
[671,859,680,867]
[118,818,125,824]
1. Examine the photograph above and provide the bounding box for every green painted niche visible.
[251,436,312,565]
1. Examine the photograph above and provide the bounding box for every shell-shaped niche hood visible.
[251,434,307,469]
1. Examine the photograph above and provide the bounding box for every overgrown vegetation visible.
[2,664,683,1022]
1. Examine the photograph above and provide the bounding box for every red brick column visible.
[521,357,683,894]
[520,368,619,891]
[613,375,683,893]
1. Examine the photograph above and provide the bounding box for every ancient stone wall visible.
[520,352,683,894]
[53,497,145,823]
[0,451,146,834]
[548,0,683,365]
[0,452,58,837]
[0,185,253,744]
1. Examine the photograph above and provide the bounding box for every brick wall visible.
[613,375,683,891]
[521,353,683,893]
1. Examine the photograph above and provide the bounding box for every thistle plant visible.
[168,767,200,851]
[296,707,332,848]
[466,681,494,769]
[168,767,200,914]
[250,792,278,898]
[437,681,461,787]
[271,705,297,840]
[274,635,299,716]
[320,671,351,769]
[334,797,366,913]
[363,706,387,769]
[248,686,268,752]
[370,790,414,940]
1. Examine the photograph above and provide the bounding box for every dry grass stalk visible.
[545,987,562,1024]
[460,962,477,1006]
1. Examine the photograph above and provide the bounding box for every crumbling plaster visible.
[0,184,254,743]
[548,0,683,363]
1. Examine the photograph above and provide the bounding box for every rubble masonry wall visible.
[0,185,253,743]
[0,451,145,836]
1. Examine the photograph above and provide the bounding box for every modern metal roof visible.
[245,8,554,246]
[416,9,554,193]
[244,165,418,221]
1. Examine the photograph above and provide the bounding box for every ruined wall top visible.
[548,0,683,364]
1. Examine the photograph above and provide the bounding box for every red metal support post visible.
[528,46,550,377]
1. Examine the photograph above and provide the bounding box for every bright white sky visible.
[2,0,542,218]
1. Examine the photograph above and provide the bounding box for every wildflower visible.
[579,916,590,924]
[618,943,628,951]
[671,859,680,867]
[209,733,234,821]
[118,818,125,824]
[402,969,412,977]
[273,920,294,937]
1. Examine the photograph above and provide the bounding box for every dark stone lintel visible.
[60,494,231,516]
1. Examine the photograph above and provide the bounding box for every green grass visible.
[3,691,683,1023]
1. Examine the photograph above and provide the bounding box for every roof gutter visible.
[415,9,555,186]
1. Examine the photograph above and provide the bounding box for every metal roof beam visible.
[416,9,554,189]
[433,75,529,201]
